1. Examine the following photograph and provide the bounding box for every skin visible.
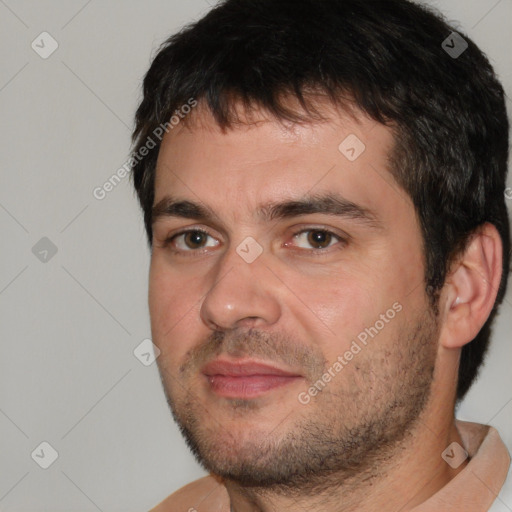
[148,100,502,512]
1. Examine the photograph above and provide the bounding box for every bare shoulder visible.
[149,475,230,512]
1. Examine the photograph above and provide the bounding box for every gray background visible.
[0,1,511,511]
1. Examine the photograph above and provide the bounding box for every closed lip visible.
[201,358,302,378]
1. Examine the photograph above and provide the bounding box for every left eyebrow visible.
[258,193,382,229]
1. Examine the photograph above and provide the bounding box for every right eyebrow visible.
[151,196,217,225]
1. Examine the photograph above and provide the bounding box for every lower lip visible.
[205,375,301,398]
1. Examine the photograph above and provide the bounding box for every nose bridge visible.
[200,238,280,331]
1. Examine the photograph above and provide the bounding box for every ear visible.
[438,223,503,349]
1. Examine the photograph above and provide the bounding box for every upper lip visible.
[201,358,301,377]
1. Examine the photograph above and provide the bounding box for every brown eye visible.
[169,229,219,252]
[292,229,340,250]
[306,230,333,249]
[183,231,207,249]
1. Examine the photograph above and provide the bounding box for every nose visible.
[200,241,281,331]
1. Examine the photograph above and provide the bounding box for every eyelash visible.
[161,227,347,257]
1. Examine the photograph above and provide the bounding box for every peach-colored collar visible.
[411,420,510,512]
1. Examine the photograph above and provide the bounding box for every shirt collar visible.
[411,420,510,511]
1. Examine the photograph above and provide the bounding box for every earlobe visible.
[440,223,502,350]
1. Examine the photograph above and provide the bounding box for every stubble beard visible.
[159,308,439,495]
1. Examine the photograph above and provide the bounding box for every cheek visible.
[288,264,408,357]
[284,271,372,357]
[310,282,364,331]
[148,256,202,345]
[148,259,170,322]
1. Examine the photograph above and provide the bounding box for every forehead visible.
[153,102,411,221]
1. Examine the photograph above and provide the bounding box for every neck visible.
[225,416,468,512]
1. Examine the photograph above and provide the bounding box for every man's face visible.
[149,102,439,487]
